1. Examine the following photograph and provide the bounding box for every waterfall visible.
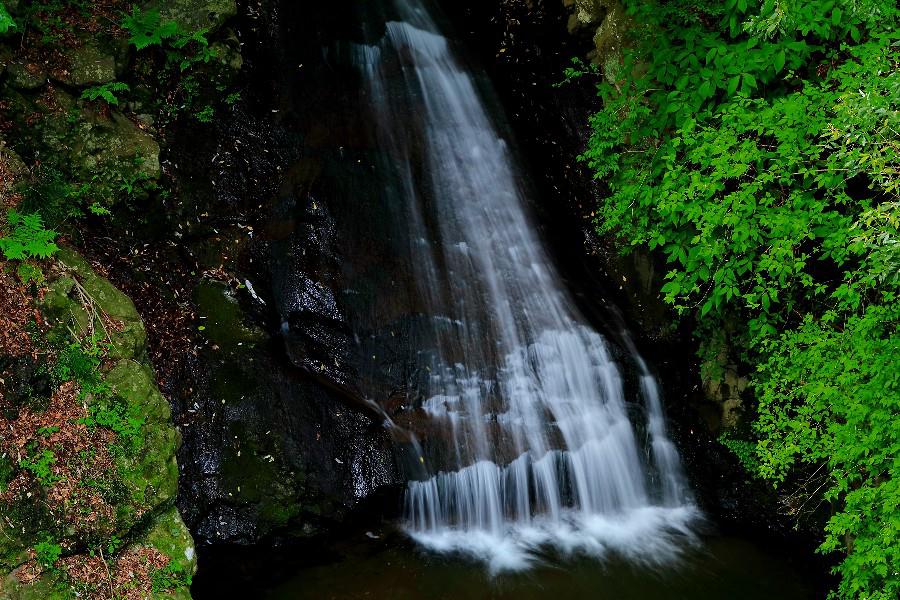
[351,0,698,571]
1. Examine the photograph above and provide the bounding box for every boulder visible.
[44,248,148,361]
[70,109,161,182]
[2,249,194,598]
[56,43,116,87]
[4,62,46,91]
[161,0,237,33]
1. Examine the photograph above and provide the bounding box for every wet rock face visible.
[176,226,401,546]
[161,0,405,548]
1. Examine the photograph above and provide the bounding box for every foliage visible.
[0,1,15,35]
[578,0,899,597]
[82,397,146,454]
[756,302,899,598]
[121,5,226,125]
[80,82,131,106]
[15,262,45,285]
[121,5,179,50]
[0,455,12,494]
[195,104,214,123]
[54,339,106,393]
[0,210,59,261]
[151,561,193,593]
[20,446,59,486]
[33,537,62,569]
[23,161,153,226]
[122,6,216,70]
[717,432,760,473]
[56,339,146,453]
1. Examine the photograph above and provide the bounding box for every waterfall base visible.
[407,505,700,573]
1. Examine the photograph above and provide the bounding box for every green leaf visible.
[741,73,757,93]
[727,75,740,95]
[774,49,786,73]
[0,2,15,35]
[0,210,59,261]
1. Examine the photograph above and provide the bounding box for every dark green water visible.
[264,534,815,600]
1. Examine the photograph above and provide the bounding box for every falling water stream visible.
[192,2,824,597]
[350,0,698,572]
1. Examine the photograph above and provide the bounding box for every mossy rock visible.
[571,0,608,23]
[195,281,266,354]
[3,62,46,91]
[591,1,630,72]
[69,109,160,182]
[2,86,158,188]
[216,415,308,535]
[142,507,197,576]
[105,359,179,511]
[0,569,72,600]
[56,44,116,87]
[160,0,237,33]
[0,488,55,573]
[0,142,27,184]
[42,248,147,360]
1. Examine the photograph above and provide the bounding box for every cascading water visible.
[352,0,699,571]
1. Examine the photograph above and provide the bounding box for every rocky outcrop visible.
[564,0,631,77]
[0,84,160,206]
[0,249,195,598]
[1,0,392,592]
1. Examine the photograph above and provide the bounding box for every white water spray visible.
[353,0,698,571]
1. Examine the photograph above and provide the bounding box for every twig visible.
[99,546,115,600]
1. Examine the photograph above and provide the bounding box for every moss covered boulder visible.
[161,0,237,33]
[1,87,160,205]
[42,248,147,360]
[55,43,117,87]
[105,359,181,510]
[3,61,47,91]
[69,109,161,182]
[1,249,195,599]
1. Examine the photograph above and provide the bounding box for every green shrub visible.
[54,340,106,395]
[195,104,214,123]
[81,398,146,454]
[0,2,14,35]
[55,340,146,453]
[20,447,59,486]
[578,1,899,597]
[33,538,62,569]
[151,561,193,593]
